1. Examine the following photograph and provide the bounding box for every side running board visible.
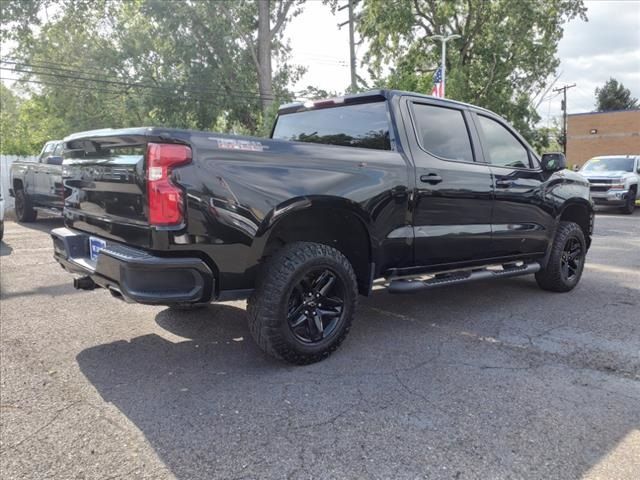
[388,262,541,294]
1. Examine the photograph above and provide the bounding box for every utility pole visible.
[553,83,576,155]
[347,0,357,92]
[428,34,461,98]
[338,0,359,92]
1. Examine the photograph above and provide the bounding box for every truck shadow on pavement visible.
[16,216,65,234]
[75,278,640,479]
[0,281,82,300]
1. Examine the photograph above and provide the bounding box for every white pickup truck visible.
[580,155,640,214]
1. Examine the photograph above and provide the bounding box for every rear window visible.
[272,101,391,150]
[64,144,145,160]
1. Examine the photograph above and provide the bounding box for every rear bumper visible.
[51,227,214,305]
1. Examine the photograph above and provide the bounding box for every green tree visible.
[1,0,303,139]
[595,78,638,112]
[357,0,586,146]
[0,84,66,154]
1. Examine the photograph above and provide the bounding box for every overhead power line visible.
[0,74,267,108]
[1,56,272,98]
[0,60,274,101]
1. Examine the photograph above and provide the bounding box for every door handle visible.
[420,173,443,184]
[495,179,513,188]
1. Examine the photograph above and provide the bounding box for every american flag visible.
[431,67,443,98]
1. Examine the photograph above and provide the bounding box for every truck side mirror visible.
[541,153,566,172]
[46,155,63,166]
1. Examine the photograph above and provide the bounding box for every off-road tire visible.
[620,187,636,214]
[536,221,586,292]
[14,189,37,222]
[247,241,358,365]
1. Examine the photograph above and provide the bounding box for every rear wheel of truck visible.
[14,189,37,223]
[535,221,586,292]
[247,242,358,365]
[620,187,636,214]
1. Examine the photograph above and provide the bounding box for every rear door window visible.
[411,103,474,162]
[272,101,391,150]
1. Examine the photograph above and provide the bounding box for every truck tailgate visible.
[63,130,162,247]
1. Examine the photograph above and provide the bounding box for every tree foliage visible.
[0,84,64,155]
[595,78,638,112]
[0,0,304,154]
[358,0,587,147]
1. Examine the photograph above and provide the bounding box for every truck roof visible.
[278,89,494,116]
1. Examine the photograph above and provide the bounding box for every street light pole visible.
[429,34,461,98]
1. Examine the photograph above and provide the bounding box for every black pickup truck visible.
[51,90,594,364]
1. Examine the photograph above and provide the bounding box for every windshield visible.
[581,157,634,173]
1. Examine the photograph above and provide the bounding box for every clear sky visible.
[285,0,640,124]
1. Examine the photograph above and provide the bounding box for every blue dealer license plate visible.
[89,236,106,262]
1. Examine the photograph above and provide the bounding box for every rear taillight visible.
[146,143,192,226]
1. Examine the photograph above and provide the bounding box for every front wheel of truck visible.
[536,221,586,292]
[247,242,358,365]
[620,187,636,214]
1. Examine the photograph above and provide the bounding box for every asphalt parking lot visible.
[1,210,638,480]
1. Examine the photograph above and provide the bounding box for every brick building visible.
[566,109,640,168]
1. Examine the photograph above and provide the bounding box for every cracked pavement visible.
[1,210,639,479]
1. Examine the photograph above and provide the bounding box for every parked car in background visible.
[580,155,640,214]
[51,90,594,364]
[9,140,65,222]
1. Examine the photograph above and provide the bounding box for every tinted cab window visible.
[477,115,530,168]
[273,101,391,150]
[411,103,474,162]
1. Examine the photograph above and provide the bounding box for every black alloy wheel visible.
[247,241,358,365]
[560,236,583,283]
[286,268,346,344]
[535,221,586,292]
